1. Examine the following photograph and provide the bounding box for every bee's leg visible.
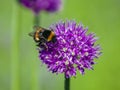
[37,42,48,51]
[36,42,42,52]
[41,43,48,51]
[36,41,42,47]
[36,38,48,51]
[36,38,45,47]
[37,47,42,51]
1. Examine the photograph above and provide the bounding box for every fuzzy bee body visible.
[29,26,56,50]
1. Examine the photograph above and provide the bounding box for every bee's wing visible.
[33,26,45,31]
[33,26,40,30]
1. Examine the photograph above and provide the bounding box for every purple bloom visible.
[39,20,101,78]
[19,0,61,14]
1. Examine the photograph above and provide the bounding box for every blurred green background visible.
[0,0,120,90]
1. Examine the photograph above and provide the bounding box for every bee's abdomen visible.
[42,30,51,39]
[51,35,57,43]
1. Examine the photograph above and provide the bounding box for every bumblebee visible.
[29,26,57,50]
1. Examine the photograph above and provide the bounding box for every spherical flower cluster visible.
[39,20,101,78]
[19,0,61,14]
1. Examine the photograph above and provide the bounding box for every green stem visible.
[34,14,40,25]
[31,14,40,90]
[64,75,70,90]
[11,1,21,90]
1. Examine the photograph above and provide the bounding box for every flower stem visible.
[64,75,70,90]
[34,14,40,25]
[31,14,40,90]
[11,1,21,90]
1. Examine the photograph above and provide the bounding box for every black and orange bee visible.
[29,26,57,50]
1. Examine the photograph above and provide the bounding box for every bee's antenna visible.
[28,32,34,37]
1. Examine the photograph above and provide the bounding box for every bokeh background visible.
[0,0,120,90]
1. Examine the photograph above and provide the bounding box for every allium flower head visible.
[39,20,101,78]
[19,0,61,14]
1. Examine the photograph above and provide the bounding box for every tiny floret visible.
[39,20,101,78]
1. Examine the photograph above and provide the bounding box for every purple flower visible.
[39,20,101,78]
[19,0,61,14]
